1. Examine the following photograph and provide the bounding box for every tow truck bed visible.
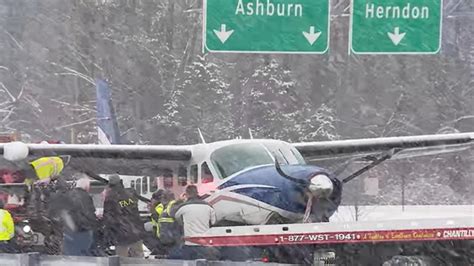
[186,216,474,264]
[188,217,474,246]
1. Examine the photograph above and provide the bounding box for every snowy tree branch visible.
[54,118,95,130]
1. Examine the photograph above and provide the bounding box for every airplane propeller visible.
[274,148,402,223]
[274,157,335,223]
[274,157,334,197]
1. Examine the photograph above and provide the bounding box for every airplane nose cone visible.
[308,174,333,198]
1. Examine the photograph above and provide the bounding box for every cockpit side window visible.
[142,176,148,193]
[263,143,306,165]
[201,162,214,183]
[178,166,187,186]
[290,147,306,164]
[150,176,158,192]
[190,165,198,184]
[136,177,142,194]
[163,170,173,189]
[273,149,289,165]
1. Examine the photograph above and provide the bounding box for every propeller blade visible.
[274,157,309,186]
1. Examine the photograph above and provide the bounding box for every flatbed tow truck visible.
[186,210,474,265]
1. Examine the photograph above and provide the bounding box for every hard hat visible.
[108,174,122,186]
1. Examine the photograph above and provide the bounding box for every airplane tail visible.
[96,79,121,145]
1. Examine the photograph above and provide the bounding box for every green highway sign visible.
[350,0,443,54]
[203,0,330,53]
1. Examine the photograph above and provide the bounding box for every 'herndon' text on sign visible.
[365,3,430,19]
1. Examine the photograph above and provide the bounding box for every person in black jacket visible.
[102,174,144,257]
[47,178,71,254]
[52,175,97,256]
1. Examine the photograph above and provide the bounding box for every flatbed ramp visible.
[1,216,472,265]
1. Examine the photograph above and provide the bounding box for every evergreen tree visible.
[154,55,234,143]
[301,103,340,141]
[241,59,339,142]
[240,59,301,141]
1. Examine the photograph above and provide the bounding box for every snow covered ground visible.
[330,205,474,222]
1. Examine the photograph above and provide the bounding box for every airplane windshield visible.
[210,143,274,179]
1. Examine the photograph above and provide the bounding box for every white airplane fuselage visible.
[118,139,338,225]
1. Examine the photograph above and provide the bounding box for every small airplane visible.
[0,80,472,225]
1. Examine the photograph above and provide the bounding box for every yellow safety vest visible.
[151,203,164,237]
[0,209,14,241]
[29,157,64,181]
[153,200,176,238]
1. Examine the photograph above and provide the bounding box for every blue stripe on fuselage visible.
[218,165,330,214]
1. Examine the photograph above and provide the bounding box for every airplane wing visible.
[293,132,473,183]
[293,132,474,162]
[0,143,192,160]
[0,132,472,177]
[0,143,193,176]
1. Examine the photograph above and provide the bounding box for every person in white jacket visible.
[169,185,218,260]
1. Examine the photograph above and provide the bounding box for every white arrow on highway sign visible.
[302,26,322,46]
[387,27,406,46]
[213,24,234,44]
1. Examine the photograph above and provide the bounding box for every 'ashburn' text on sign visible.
[235,0,303,17]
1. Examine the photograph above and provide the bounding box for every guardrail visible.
[0,253,295,266]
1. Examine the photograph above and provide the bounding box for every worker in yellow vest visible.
[150,190,181,256]
[28,156,64,182]
[153,191,174,238]
[150,189,165,238]
[156,190,181,254]
[15,156,65,185]
[146,189,164,256]
[0,200,15,253]
[2,141,64,184]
